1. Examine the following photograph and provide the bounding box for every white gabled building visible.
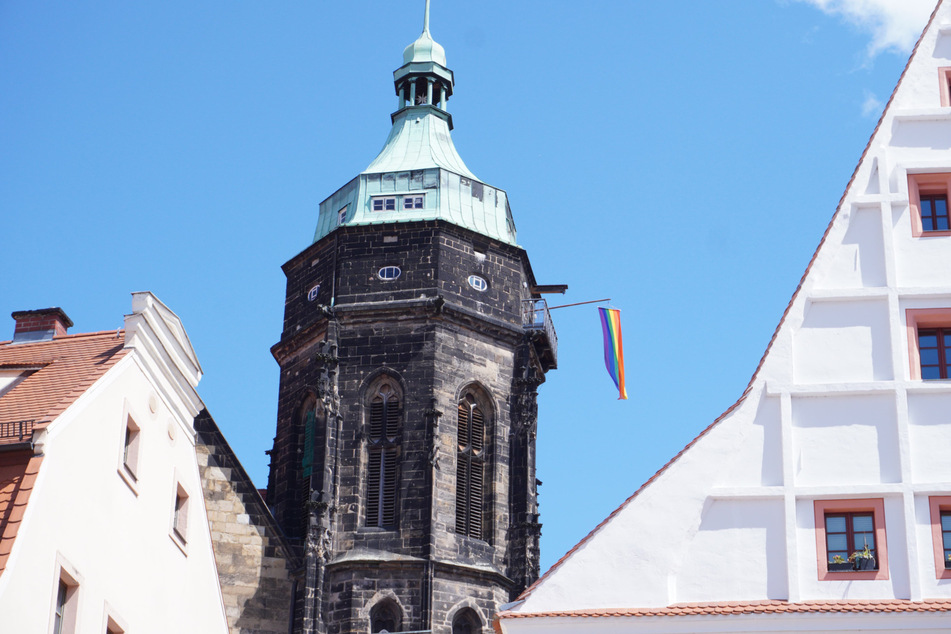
[0,293,229,634]
[499,1,951,632]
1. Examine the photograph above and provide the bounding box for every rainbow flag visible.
[599,307,628,400]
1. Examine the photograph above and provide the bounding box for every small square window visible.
[372,197,396,212]
[824,512,877,570]
[403,195,424,210]
[172,485,189,546]
[905,309,951,380]
[939,67,951,107]
[814,499,888,580]
[907,173,951,236]
[928,496,951,579]
[122,417,140,480]
[52,570,79,634]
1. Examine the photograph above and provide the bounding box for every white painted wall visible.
[0,294,228,634]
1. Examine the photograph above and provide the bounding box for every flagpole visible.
[548,298,611,310]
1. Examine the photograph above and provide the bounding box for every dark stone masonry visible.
[264,219,553,633]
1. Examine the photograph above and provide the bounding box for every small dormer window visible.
[378,266,402,280]
[404,195,424,210]
[372,197,397,212]
[338,205,348,225]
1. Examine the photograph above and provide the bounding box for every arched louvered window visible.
[369,598,402,633]
[451,607,482,634]
[298,394,319,539]
[455,393,487,540]
[366,381,401,528]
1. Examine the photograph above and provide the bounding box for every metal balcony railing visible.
[522,299,558,367]
[0,419,35,442]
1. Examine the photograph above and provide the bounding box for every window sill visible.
[917,230,951,237]
[169,530,188,556]
[117,466,139,496]
[820,569,887,581]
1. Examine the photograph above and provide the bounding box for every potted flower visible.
[849,544,876,571]
[945,553,951,570]
[828,555,852,572]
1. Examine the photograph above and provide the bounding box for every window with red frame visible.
[918,328,951,379]
[825,512,878,569]
[921,194,950,232]
[942,511,951,569]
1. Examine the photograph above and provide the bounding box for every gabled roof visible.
[0,454,41,577]
[506,0,948,617]
[0,331,128,436]
[0,330,128,579]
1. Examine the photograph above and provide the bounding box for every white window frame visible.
[403,195,424,210]
[467,275,488,292]
[378,266,402,281]
[338,204,348,225]
[372,196,397,212]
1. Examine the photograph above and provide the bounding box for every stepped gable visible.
[194,409,298,633]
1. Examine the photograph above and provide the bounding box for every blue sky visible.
[0,1,936,572]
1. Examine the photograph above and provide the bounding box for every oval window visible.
[378,266,402,280]
[468,275,488,291]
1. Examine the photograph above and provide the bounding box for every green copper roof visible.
[403,1,446,67]
[364,106,476,179]
[311,1,518,247]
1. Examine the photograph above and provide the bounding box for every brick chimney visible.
[11,308,73,343]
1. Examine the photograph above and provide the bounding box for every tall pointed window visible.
[366,380,401,528]
[456,392,488,540]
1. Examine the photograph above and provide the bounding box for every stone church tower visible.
[265,4,559,633]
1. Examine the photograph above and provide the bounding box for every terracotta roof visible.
[514,0,946,608]
[0,331,128,440]
[499,599,951,619]
[0,330,129,578]
[0,453,43,577]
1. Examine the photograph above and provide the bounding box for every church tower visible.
[265,4,559,633]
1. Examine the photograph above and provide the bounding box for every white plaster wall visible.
[907,393,951,482]
[675,499,787,602]
[791,395,901,486]
[793,300,892,383]
[812,207,886,290]
[718,395,782,488]
[0,355,228,633]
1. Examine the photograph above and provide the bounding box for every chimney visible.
[11,308,73,343]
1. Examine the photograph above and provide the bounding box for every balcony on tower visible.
[522,298,558,371]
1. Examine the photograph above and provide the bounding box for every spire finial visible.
[423,0,431,34]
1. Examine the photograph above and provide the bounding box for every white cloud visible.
[796,0,935,57]
[861,90,883,117]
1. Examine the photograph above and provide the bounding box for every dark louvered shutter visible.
[456,396,486,539]
[382,448,399,526]
[366,385,401,528]
[366,449,382,527]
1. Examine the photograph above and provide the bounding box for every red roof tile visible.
[0,330,128,578]
[0,452,43,577]
[499,599,951,620]
[0,331,128,442]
